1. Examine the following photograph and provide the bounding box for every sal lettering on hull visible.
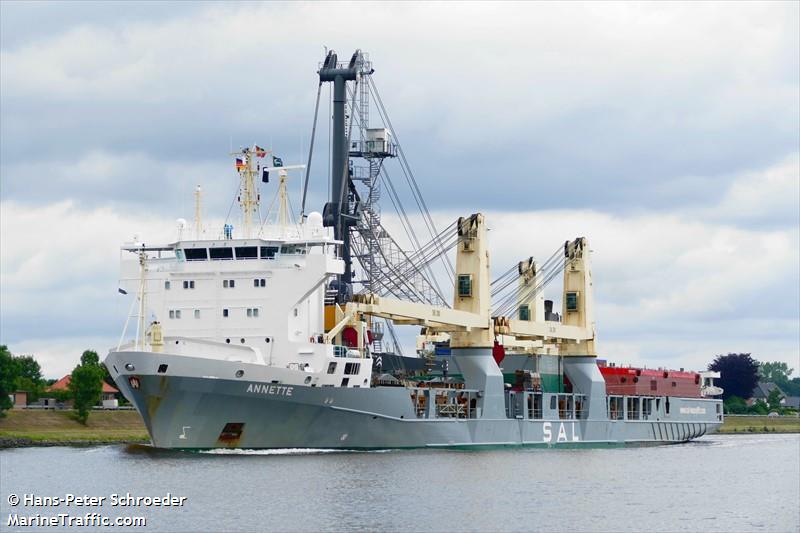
[542,422,580,443]
[246,383,294,396]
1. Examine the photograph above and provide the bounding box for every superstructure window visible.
[246,308,260,318]
[184,248,208,261]
[223,309,229,318]
[210,247,233,260]
[260,246,279,259]
[194,309,200,319]
[223,279,236,288]
[519,304,530,321]
[169,309,181,319]
[280,245,306,255]
[457,274,472,297]
[254,278,266,287]
[165,281,171,290]
[183,280,195,289]
[327,362,337,374]
[344,362,361,375]
[235,246,257,260]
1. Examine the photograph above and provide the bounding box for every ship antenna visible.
[194,185,203,239]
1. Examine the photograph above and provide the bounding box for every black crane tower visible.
[319,49,373,303]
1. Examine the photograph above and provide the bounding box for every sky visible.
[1,1,798,378]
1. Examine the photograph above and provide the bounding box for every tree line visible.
[0,345,110,424]
[709,353,798,415]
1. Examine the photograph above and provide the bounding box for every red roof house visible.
[48,375,118,400]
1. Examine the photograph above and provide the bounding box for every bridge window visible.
[210,247,233,260]
[235,246,257,260]
[260,246,279,259]
[280,245,306,255]
[184,248,208,261]
[457,274,472,298]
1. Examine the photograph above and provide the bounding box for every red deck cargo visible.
[598,365,701,398]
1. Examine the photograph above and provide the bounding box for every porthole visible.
[235,370,244,378]
[265,338,271,343]
[240,338,245,344]
[304,376,312,384]
[124,363,135,371]
[225,338,231,344]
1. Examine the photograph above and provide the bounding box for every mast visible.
[231,146,268,239]
[135,248,147,350]
[194,185,203,239]
[277,170,290,228]
[239,149,258,238]
[319,49,372,302]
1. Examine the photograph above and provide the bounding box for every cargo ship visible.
[105,50,723,449]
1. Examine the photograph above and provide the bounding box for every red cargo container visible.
[598,365,701,398]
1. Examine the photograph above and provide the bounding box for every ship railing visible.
[555,393,587,420]
[409,387,478,419]
[608,395,625,420]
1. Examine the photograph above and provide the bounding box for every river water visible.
[1,434,798,532]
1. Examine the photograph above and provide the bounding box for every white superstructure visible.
[114,146,373,389]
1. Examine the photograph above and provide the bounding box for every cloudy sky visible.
[1,1,798,378]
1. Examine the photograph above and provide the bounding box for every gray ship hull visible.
[107,351,723,450]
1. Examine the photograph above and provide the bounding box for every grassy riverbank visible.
[719,415,800,434]
[0,409,149,447]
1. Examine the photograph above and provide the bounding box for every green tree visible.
[0,345,17,415]
[708,353,760,400]
[69,350,104,424]
[747,400,769,415]
[723,395,748,414]
[12,355,45,403]
[767,387,784,410]
[759,361,794,383]
[780,377,800,396]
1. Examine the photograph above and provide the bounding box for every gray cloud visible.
[1,2,797,215]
